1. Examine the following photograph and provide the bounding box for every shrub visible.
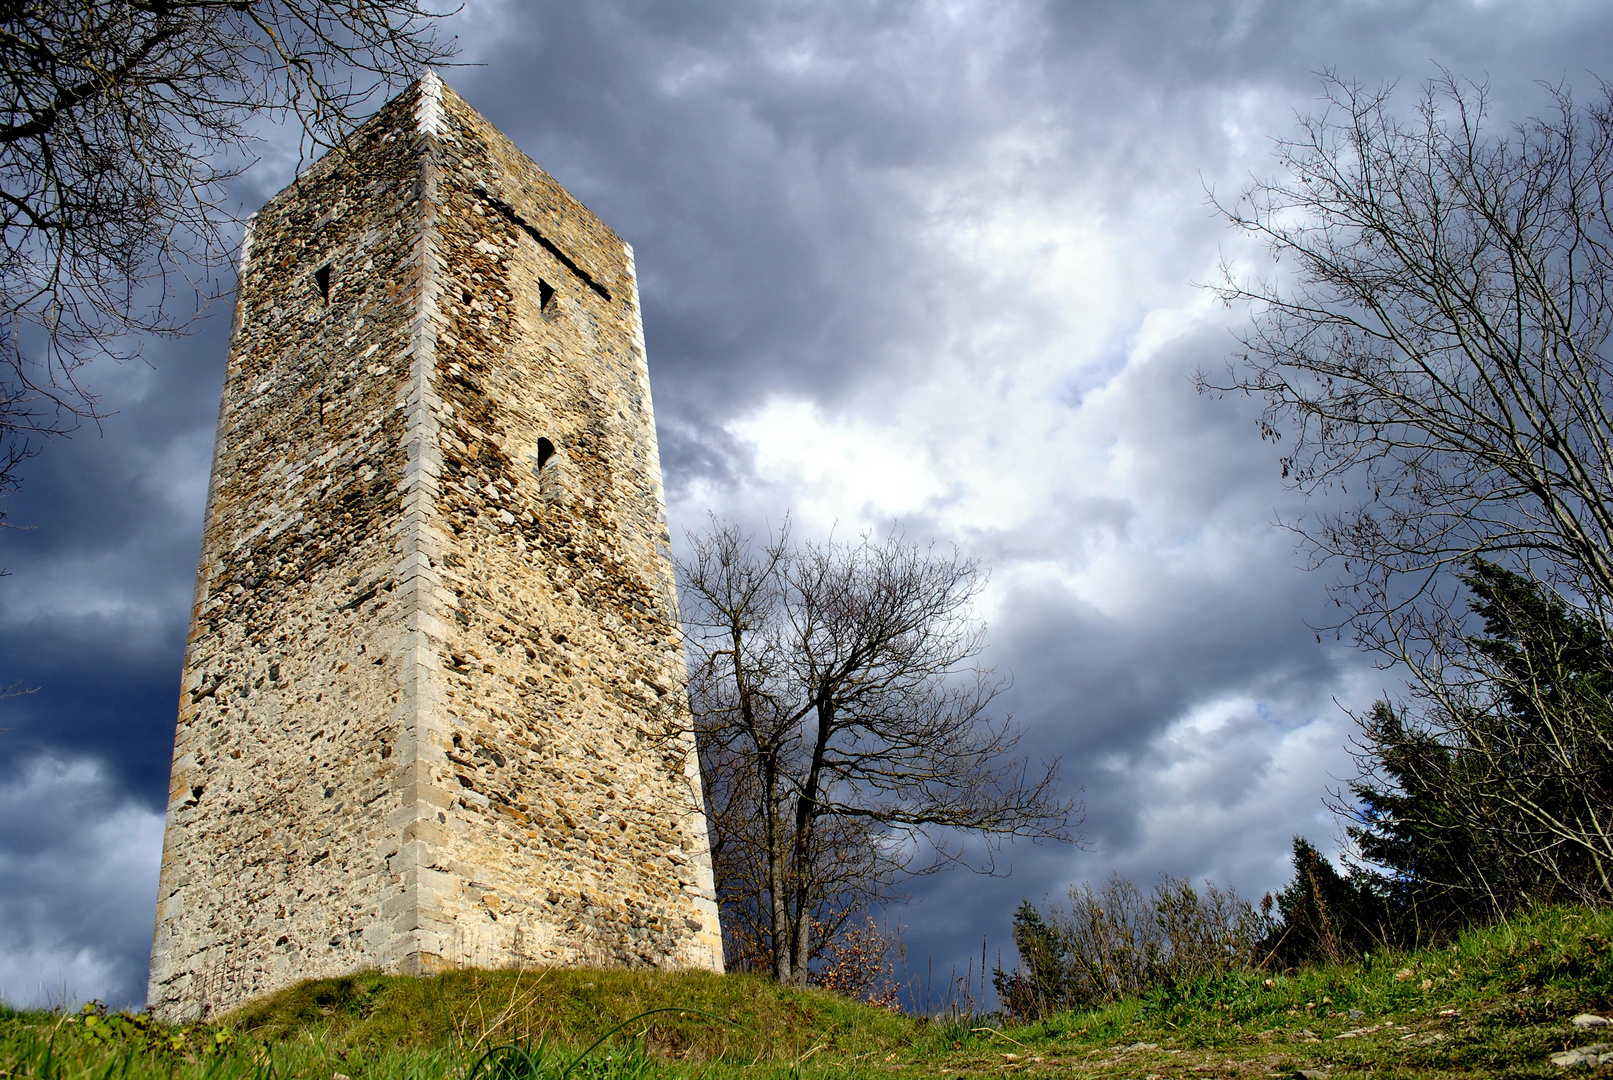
[994,874,1269,1019]
[809,916,901,1008]
[1263,838,1393,967]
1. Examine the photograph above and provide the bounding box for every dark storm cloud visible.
[3,0,1612,1009]
[445,4,1083,483]
[0,755,163,1010]
[0,316,226,1006]
[441,1,1613,488]
[883,324,1373,990]
[0,322,229,804]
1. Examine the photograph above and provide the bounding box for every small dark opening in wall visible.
[538,279,555,310]
[314,264,332,303]
[462,287,472,305]
[535,437,556,470]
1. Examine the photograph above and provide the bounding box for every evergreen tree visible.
[1347,561,1613,936]
[992,900,1069,1019]
[1267,838,1389,965]
[1348,702,1504,940]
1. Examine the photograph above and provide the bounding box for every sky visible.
[3,0,1613,1012]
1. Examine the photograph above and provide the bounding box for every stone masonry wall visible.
[149,76,721,1021]
[411,86,721,971]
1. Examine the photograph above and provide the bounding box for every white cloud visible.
[726,398,948,531]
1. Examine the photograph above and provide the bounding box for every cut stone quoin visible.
[147,73,723,1021]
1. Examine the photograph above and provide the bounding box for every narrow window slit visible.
[315,264,332,303]
[539,279,555,310]
[535,438,556,471]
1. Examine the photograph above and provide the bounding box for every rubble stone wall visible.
[149,76,721,1021]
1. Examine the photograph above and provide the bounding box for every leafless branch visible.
[680,516,1080,985]
[1207,70,1613,909]
[0,0,457,538]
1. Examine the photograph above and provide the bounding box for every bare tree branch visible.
[680,516,1080,985]
[1206,71,1613,909]
[0,0,458,542]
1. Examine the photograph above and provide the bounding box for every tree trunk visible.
[777,697,835,985]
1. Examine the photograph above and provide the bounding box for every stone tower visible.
[147,74,723,1020]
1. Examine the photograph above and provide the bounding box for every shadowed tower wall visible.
[148,75,722,1020]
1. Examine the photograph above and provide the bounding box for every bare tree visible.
[679,518,1078,986]
[1204,72,1613,904]
[0,1,456,530]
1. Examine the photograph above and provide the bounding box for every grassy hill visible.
[5,904,1613,1078]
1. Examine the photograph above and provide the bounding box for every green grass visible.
[226,966,911,1066]
[0,968,913,1080]
[5,904,1613,1078]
